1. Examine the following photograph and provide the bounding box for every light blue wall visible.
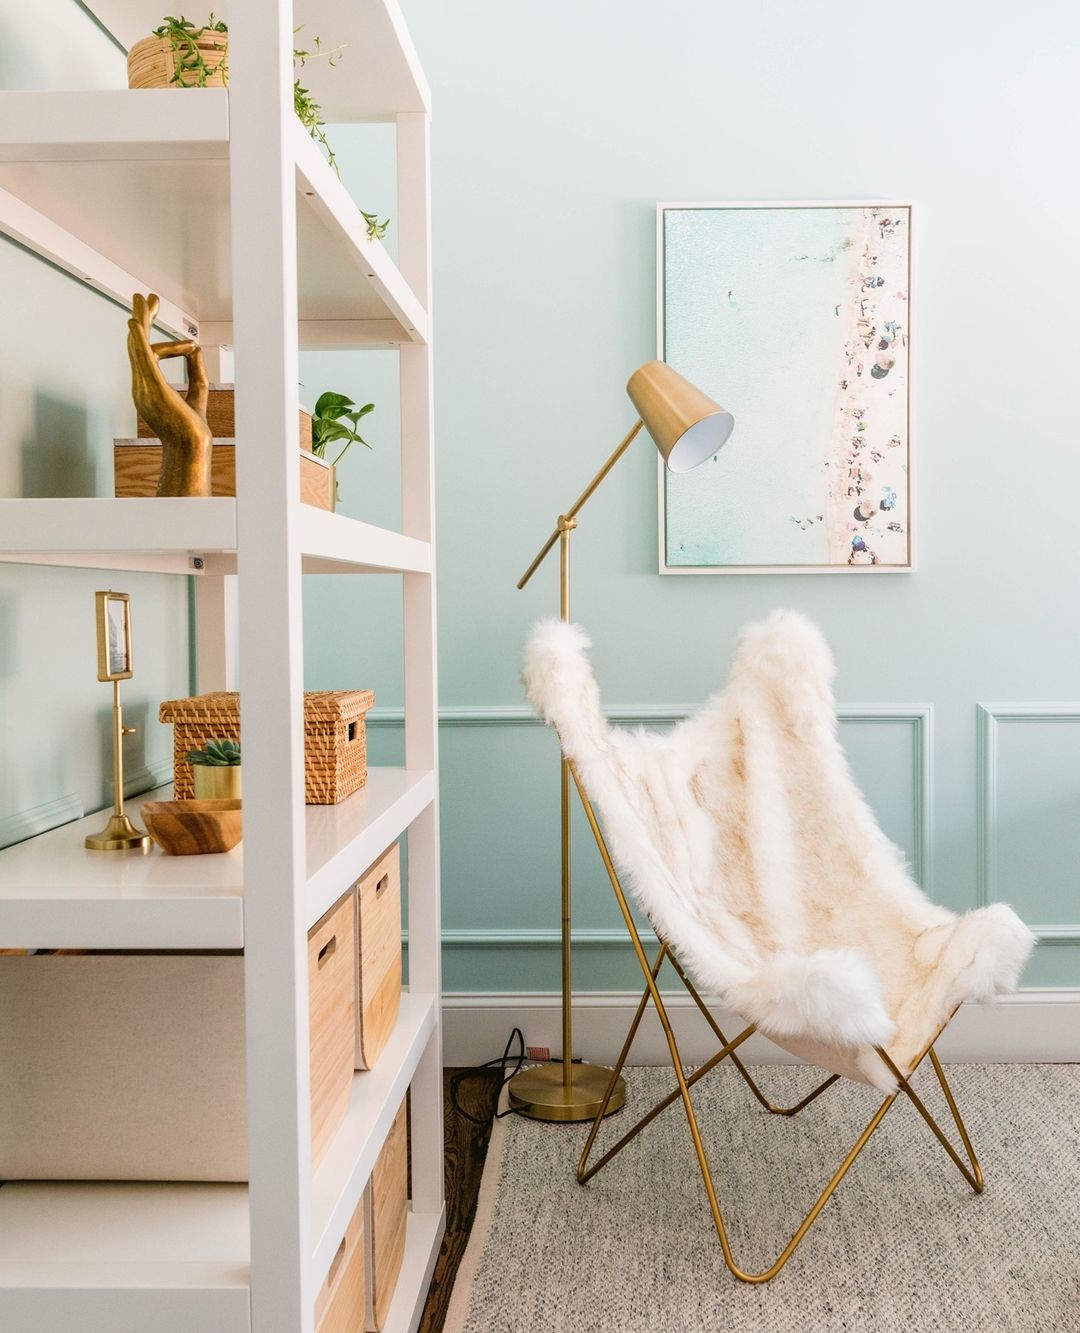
[4,3,1076,990]
[0,0,189,844]
[304,0,1080,991]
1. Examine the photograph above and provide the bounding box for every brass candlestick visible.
[85,591,150,853]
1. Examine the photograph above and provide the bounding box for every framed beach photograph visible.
[658,201,912,574]
[94,590,133,681]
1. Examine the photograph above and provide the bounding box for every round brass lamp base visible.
[507,1062,626,1123]
[85,813,151,853]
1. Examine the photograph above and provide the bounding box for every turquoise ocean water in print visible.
[663,207,859,567]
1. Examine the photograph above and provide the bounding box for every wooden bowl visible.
[143,799,242,855]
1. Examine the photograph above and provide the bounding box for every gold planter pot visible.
[192,765,242,801]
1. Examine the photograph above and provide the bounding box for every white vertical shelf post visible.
[229,2,313,1330]
[397,109,443,1218]
[193,573,237,692]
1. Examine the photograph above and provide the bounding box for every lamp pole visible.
[507,360,732,1122]
[508,422,644,1121]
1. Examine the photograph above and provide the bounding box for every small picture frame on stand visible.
[85,590,149,852]
[95,590,133,681]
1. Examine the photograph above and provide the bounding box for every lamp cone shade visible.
[626,359,734,473]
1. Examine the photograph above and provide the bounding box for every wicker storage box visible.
[160,690,375,805]
[128,31,229,89]
[354,844,402,1071]
[365,1099,408,1331]
[316,1191,366,1333]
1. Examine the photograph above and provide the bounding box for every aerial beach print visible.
[661,204,911,571]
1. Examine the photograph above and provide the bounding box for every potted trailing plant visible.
[130,16,391,239]
[311,393,375,505]
[128,15,229,89]
[186,737,242,800]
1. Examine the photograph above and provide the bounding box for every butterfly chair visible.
[522,610,1034,1284]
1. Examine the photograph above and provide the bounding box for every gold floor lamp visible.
[509,360,735,1121]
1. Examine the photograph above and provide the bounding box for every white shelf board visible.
[381,1209,446,1333]
[0,89,428,345]
[306,768,433,925]
[0,1189,442,1333]
[85,0,430,122]
[294,505,432,576]
[0,499,431,577]
[0,497,234,574]
[0,770,432,949]
[0,788,243,950]
[0,1181,250,1333]
[310,991,437,1283]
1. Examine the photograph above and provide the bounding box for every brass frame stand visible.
[85,679,150,853]
[570,762,985,1282]
[508,420,645,1122]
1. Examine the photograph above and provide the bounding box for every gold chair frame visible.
[569,764,984,1284]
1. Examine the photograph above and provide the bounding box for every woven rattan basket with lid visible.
[159,691,375,805]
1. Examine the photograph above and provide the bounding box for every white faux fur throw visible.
[523,610,1034,1093]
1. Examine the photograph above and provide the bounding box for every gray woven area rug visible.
[443,1064,1080,1333]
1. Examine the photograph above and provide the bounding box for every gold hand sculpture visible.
[127,292,213,497]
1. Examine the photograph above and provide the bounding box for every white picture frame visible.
[657,200,914,575]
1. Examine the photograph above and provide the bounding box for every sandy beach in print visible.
[823,207,909,565]
[662,205,910,569]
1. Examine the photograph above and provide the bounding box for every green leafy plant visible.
[311,393,375,468]
[152,14,228,87]
[185,738,241,767]
[311,392,375,502]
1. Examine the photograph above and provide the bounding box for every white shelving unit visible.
[0,4,443,1331]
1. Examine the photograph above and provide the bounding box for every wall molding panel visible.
[977,704,1080,943]
[442,987,1080,1068]
[0,793,83,850]
[372,701,934,888]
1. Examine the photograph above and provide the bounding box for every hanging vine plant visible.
[137,16,391,240]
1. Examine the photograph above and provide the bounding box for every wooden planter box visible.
[160,690,375,805]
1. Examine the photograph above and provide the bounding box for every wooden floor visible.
[416,1069,502,1333]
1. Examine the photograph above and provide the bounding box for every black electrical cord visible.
[448,1026,527,1125]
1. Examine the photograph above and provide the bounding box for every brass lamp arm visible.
[516,418,644,590]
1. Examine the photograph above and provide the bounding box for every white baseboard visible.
[442,988,1080,1067]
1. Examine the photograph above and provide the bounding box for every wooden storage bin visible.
[310,892,357,1166]
[0,894,356,1179]
[136,387,313,449]
[365,1098,408,1331]
[316,1189,366,1333]
[355,844,402,1070]
[117,385,330,507]
[159,690,375,805]
[114,439,335,511]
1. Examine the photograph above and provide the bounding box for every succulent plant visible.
[186,738,241,767]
